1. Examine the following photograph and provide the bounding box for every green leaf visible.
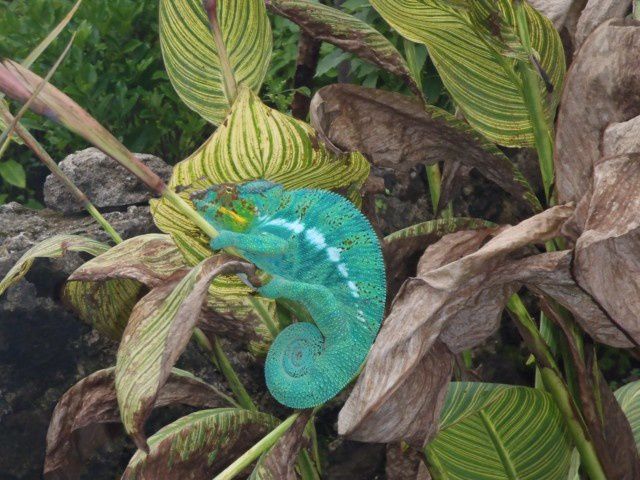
[122,408,279,479]
[0,235,109,297]
[267,0,422,96]
[369,0,565,146]
[159,0,272,125]
[426,382,573,480]
[615,380,640,450]
[0,159,26,187]
[115,255,255,451]
[384,217,496,244]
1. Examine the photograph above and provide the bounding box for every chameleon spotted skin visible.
[193,181,386,408]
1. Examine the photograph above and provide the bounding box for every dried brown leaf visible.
[310,84,541,212]
[555,19,640,220]
[44,368,226,480]
[338,206,573,443]
[249,410,313,480]
[574,153,640,347]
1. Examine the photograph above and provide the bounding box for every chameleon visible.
[192,180,386,409]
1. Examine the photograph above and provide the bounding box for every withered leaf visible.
[115,255,255,451]
[310,84,541,212]
[44,368,228,480]
[122,409,279,480]
[249,410,313,480]
[574,153,640,347]
[266,0,421,97]
[339,206,573,443]
[555,19,640,216]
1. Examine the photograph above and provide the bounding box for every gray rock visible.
[43,148,172,214]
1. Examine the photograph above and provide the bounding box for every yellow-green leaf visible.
[615,380,640,450]
[370,0,565,146]
[0,235,109,296]
[159,0,272,124]
[115,255,255,450]
[63,234,189,339]
[123,408,279,479]
[426,382,573,479]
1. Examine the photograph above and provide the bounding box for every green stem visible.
[248,296,280,338]
[212,336,257,411]
[213,412,301,480]
[507,295,607,480]
[425,164,442,216]
[297,449,320,480]
[0,108,123,245]
[514,1,555,201]
[204,0,237,103]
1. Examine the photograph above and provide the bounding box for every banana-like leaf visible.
[426,382,573,479]
[150,86,369,331]
[615,380,640,450]
[159,0,272,125]
[0,235,109,297]
[44,367,231,479]
[122,408,279,479]
[266,0,422,96]
[62,234,189,339]
[115,254,255,451]
[369,0,565,146]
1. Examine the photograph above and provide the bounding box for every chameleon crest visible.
[193,180,386,408]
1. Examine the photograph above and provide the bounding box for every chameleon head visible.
[191,180,282,232]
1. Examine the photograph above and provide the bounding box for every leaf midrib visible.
[479,409,519,480]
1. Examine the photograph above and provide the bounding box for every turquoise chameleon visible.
[192,180,386,409]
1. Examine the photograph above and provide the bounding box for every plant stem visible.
[248,296,280,338]
[425,164,443,216]
[212,336,257,411]
[0,108,123,244]
[203,0,237,103]
[507,295,607,480]
[213,412,301,480]
[513,1,555,202]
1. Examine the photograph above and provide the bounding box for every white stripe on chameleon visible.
[262,217,362,299]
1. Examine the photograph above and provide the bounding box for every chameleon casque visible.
[193,180,386,409]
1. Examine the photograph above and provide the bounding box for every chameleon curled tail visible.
[193,180,386,408]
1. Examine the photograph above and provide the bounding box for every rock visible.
[43,148,172,214]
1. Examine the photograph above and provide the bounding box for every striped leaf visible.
[149,86,369,330]
[426,382,573,480]
[115,255,255,451]
[122,408,279,479]
[615,380,640,450]
[62,234,189,339]
[44,367,232,479]
[159,0,272,124]
[267,0,422,96]
[369,0,565,146]
[0,235,109,297]
[384,217,496,244]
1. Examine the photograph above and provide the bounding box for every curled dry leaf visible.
[574,0,632,48]
[310,84,541,213]
[266,0,421,97]
[383,218,497,297]
[574,153,640,347]
[0,234,108,296]
[338,206,573,443]
[249,409,313,480]
[554,19,640,220]
[122,409,279,480]
[44,368,228,480]
[62,234,190,339]
[115,254,256,451]
[0,60,164,192]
